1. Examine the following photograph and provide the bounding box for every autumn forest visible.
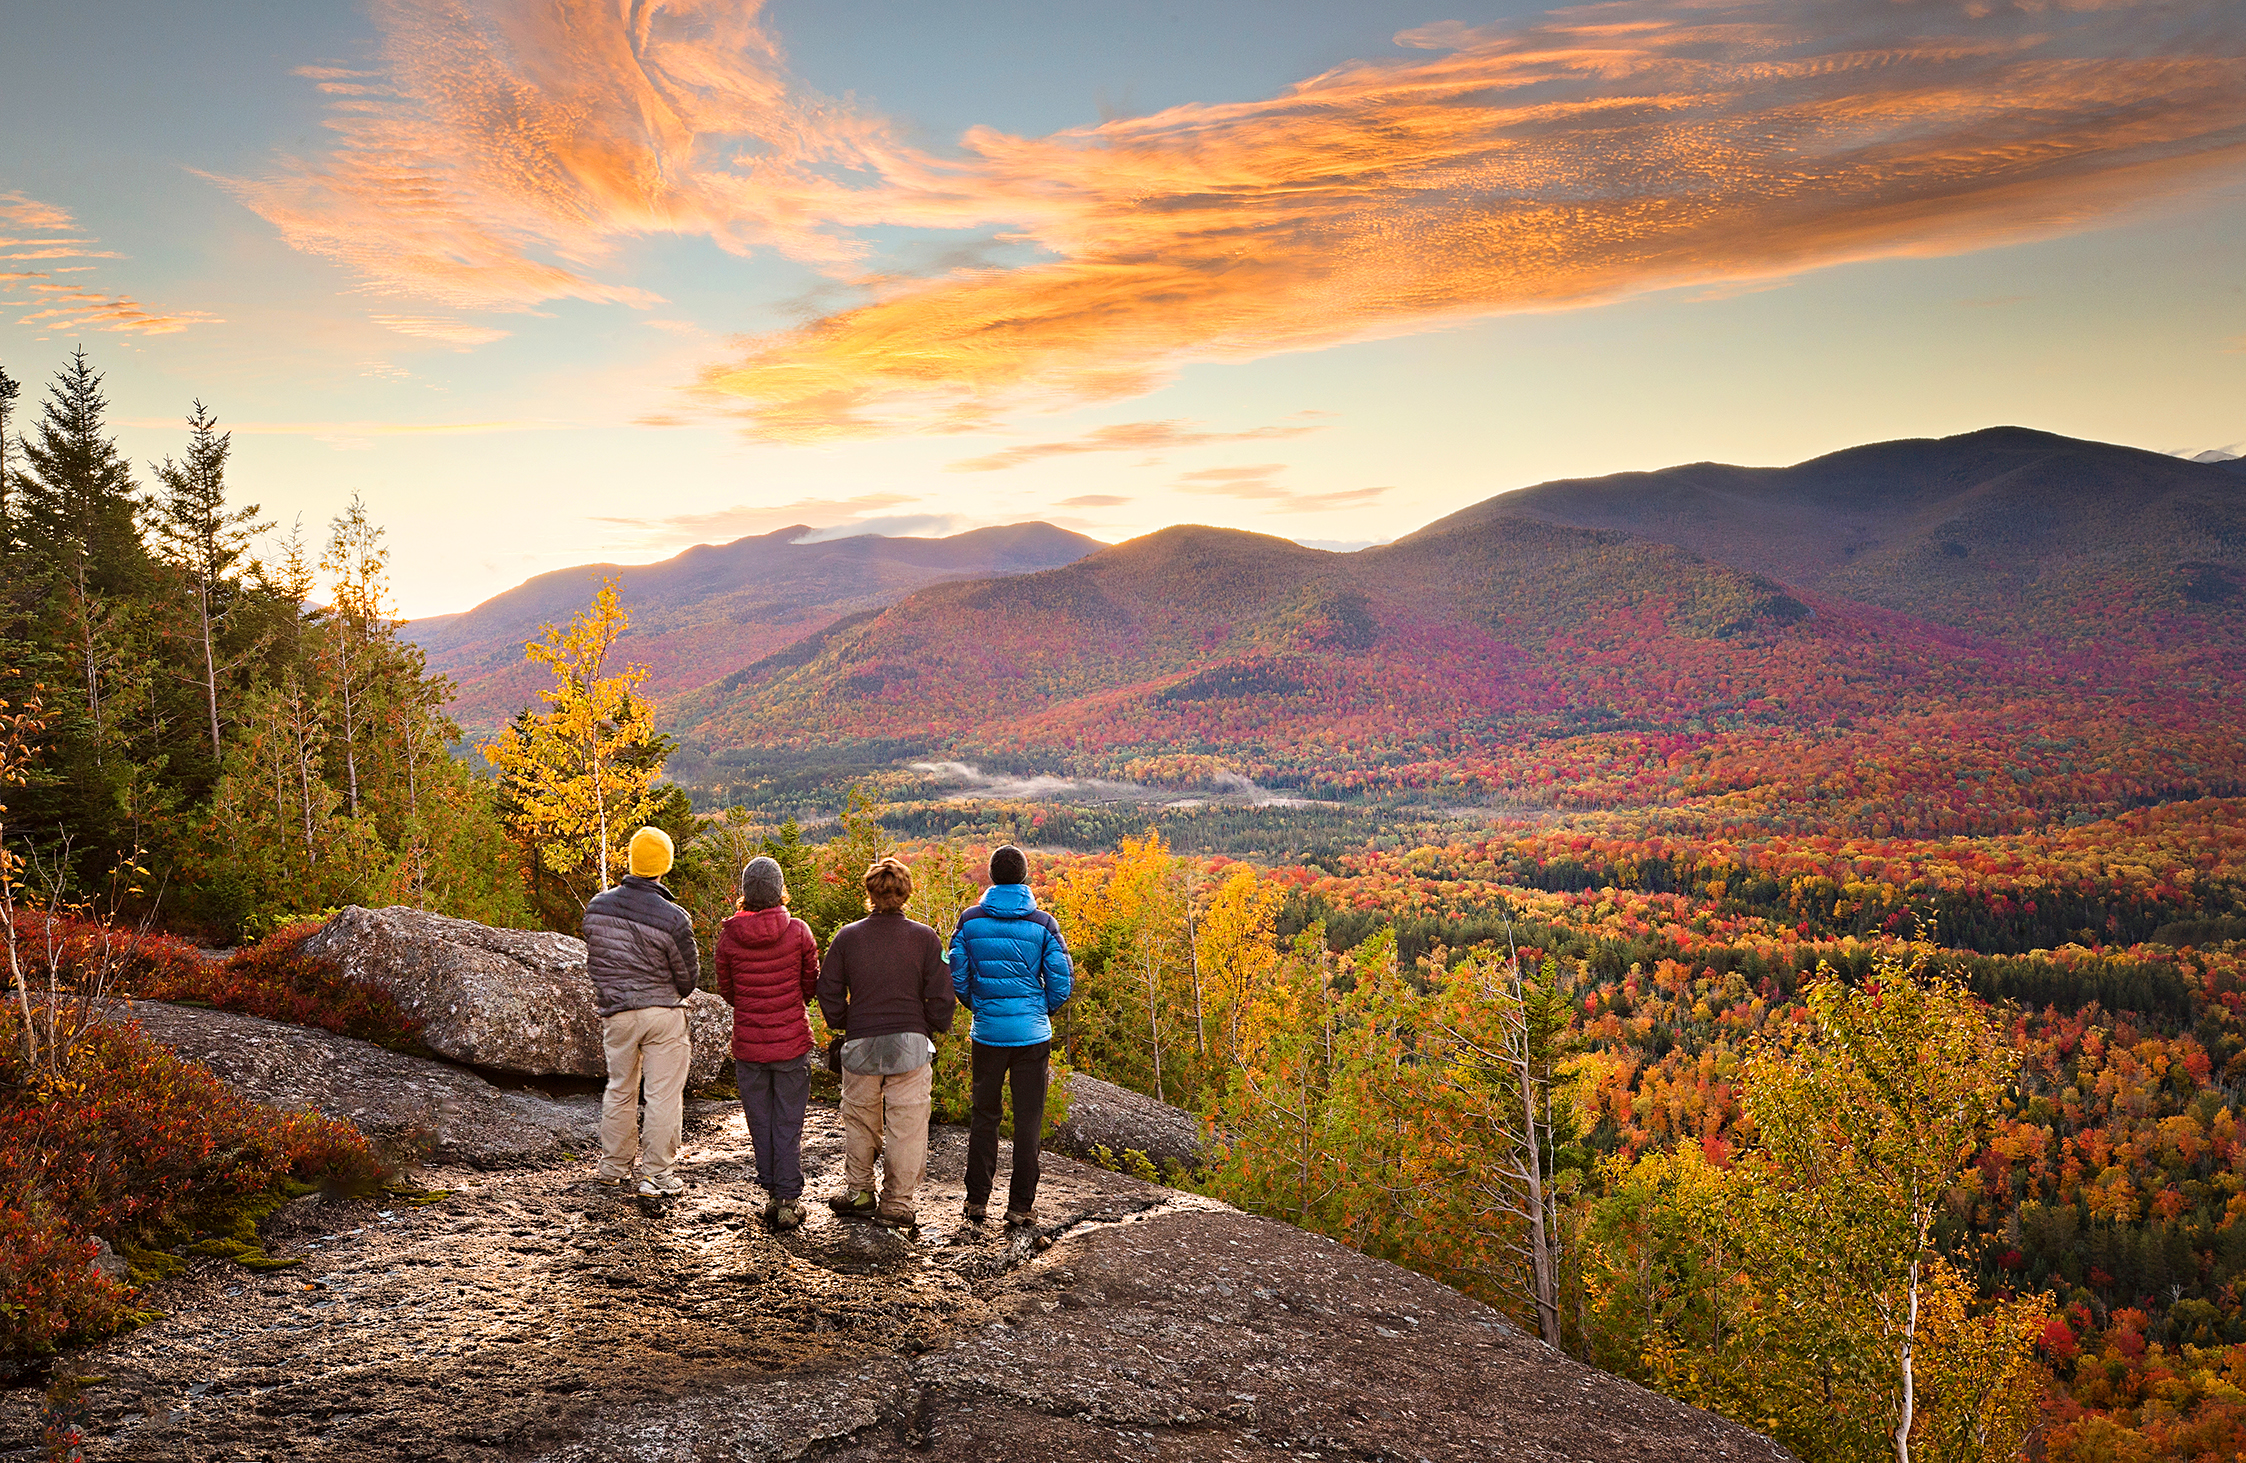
[6,348,2246,1462]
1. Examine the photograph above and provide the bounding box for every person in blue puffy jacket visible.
[949,843,1073,1226]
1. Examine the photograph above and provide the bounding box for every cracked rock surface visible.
[2,1004,1792,1463]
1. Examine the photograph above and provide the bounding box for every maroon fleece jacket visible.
[714,906,820,1063]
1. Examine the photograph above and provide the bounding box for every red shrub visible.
[0,1003,380,1361]
[0,1200,130,1360]
[185,923,425,1051]
[18,916,422,1052]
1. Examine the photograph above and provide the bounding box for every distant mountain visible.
[1425,427,2245,649]
[668,428,2246,815]
[672,514,1925,785]
[407,523,1101,733]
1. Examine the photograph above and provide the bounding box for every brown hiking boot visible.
[827,1189,877,1219]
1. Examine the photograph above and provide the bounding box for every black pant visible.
[966,1040,1050,1214]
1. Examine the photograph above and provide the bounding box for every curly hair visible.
[863,856,914,914]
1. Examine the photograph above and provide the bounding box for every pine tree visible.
[149,401,268,761]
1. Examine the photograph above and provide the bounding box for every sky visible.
[1,0,2243,620]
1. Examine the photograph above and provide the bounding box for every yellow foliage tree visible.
[484,579,669,904]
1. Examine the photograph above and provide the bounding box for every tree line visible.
[0,349,524,938]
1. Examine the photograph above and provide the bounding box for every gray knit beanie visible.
[740,856,787,910]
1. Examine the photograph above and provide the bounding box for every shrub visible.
[0,1002,381,1363]
[186,923,425,1052]
[14,915,426,1053]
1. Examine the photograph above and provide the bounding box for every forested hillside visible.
[408,522,1099,736]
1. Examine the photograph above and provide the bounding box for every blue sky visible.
[2,0,2241,618]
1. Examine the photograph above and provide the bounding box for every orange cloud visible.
[947,414,1333,472]
[0,191,220,335]
[700,0,2246,437]
[226,0,2246,434]
[0,193,76,230]
[1174,464,1393,513]
[372,314,512,347]
[213,0,905,310]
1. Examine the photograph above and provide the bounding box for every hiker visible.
[584,826,700,1198]
[817,856,954,1231]
[950,843,1074,1228]
[715,855,820,1231]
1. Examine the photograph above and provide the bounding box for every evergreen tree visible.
[9,350,160,874]
[149,401,268,762]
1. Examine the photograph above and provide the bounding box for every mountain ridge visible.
[407,522,1103,732]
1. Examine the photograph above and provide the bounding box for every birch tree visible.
[485,579,669,903]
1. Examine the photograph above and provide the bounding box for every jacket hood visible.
[723,906,793,942]
[980,883,1037,915]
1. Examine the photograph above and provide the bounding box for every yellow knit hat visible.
[627,826,674,878]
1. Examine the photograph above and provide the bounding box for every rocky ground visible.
[1,1003,1793,1462]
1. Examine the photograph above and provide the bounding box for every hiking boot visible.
[772,1200,807,1232]
[872,1208,920,1234]
[961,1200,988,1224]
[636,1173,684,1198]
[1003,1207,1036,1228]
[760,1197,781,1227]
[827,1188,878,1219]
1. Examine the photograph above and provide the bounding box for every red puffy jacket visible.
[714,907,820,1063]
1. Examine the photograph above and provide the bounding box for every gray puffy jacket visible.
[583,875,699,1017]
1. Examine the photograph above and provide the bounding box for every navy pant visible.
[736,1055,811,1201]
[966,1040,1050,1214]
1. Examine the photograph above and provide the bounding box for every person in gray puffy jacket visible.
[585,826,700,1197]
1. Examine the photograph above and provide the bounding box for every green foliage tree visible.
[149,401,268,764]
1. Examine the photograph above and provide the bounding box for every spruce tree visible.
[151,401,268,759]
[8,350,158,869]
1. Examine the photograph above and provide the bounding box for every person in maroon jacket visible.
[714,855,821,1231]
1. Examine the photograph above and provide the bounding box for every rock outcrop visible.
[303,905,733,1085]
[6,1000,1794,1463]
[119,998,615,1168]
[1049,1071,1206,1171]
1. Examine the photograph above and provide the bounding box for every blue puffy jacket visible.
[949,883,1073,1047]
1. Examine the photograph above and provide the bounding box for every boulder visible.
[120,998,611,1168]
[1049,1071,1206,1171]
[301,906,732,1085]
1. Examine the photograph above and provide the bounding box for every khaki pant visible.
[599,1005,692,1181]
[839,1062,933,1219]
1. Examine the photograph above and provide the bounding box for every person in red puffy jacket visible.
[715,855,820,1230]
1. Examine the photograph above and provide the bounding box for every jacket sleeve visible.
[1041,918,1074,1012]
[923,929,956,1036]
[714,927,736,1007]
[795,921,819,1004]
[669,906,700,997]
[948,919,970,1000]
[817,933,849,1033]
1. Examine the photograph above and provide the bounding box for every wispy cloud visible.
[0,193,76,230]
[228,0,2246,436]
[0,191,220,335]
[1175,463,1391,512]
[1057,494,1131,508]
[703,0,2246,437]
[946,414,1332,472]
[372,314,512,347]
[590,491,924,547]
[211,4,896,310]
